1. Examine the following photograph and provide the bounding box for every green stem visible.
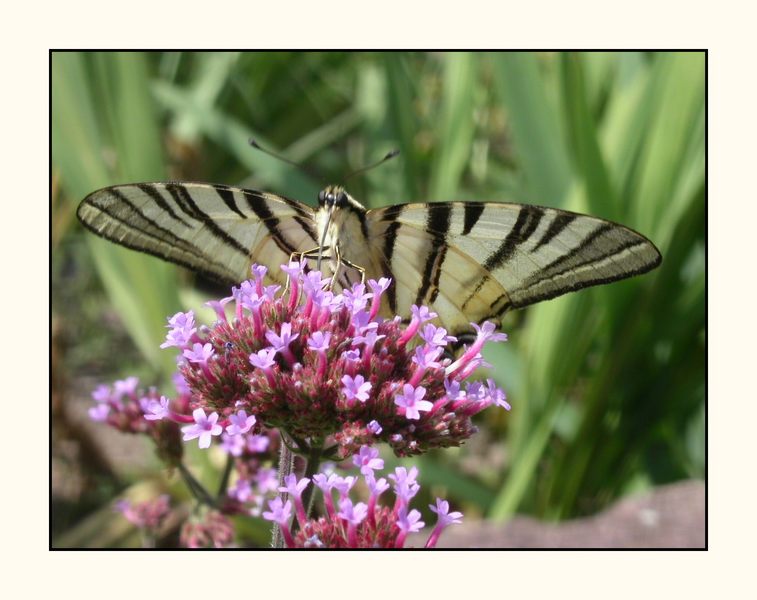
[293,443,323,532]
[271,440,294,548]
[217,454,234,499]
[177,462,216,508]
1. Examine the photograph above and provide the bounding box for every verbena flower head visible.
[165,263,509,458]
[262,446,462,548]
[114,494,171,531]
[179,509,235,548]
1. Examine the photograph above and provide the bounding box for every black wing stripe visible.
[241,190,298,256]
[535,222,614,275]
[521,238,650,293]
[462,202,485,236]
[531,213,576,253]
[165,184,250,257]
[277,193,316,219]
[380,205,404,313]
[483,205,545,272]
[294,216,319,245]
[215,187,248,219]
[103,189,205,257]
[135,183,193,228]
[512,246,660,308]
[415,204,452,305]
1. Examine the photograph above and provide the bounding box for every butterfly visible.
[77,181,661,338]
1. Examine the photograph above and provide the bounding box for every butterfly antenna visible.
[248,138,322,181]
[344,149,400,182]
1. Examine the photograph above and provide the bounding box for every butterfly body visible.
[77,182,661,337]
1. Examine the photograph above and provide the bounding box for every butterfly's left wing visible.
[77,182,319,286]
[366,202,661,336]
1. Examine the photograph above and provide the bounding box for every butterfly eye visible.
[337,192,348,206]
[318,190,326,204]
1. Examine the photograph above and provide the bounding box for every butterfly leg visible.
[283,246,332,295]
[340,256,366,286]
[329,245,345,290]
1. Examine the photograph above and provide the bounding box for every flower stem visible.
[271,441,294,548]
[293,443,322,532]
[177,462,216,508]
[217,454,234,499]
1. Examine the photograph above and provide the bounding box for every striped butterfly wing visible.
[77,182,319,286]
[366,202,662,336]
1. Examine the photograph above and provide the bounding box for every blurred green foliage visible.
[52,51,704,532]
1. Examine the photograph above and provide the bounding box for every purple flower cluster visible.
[262,446,462,548]
[87,376,184,465]
[179,509,235,548]
[160,262,509,458]
[114,495,171,531]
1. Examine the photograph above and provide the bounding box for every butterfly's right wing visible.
[366,201,661,337]
[77,182,319,286]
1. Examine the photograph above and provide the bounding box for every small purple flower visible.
[350,310,378,335]
[183,342,215,367]
[394,383,433,420]
[303,270,328,294]
[368,277,391,296]
[390,466,420,505]
[412,344,443,370]
[229,478,253,503]
[338,498,368,525]
[353,445,384,476]
[419,323,457,348]
[278,473,310,498]
[426,498,464,548]
[226,410,256,435]
[256,468,279,494]
[486,378,511,410]
[220,433,245,457]
[367,277,392,319]
[429,498,464,527]
[251,263,268,283]
[280,261,303,280]
[367,475,390,498]
[279,473,310,526]
[161,311,197,349]
[342,283,372,314]
[398,305,438,344]
[181,408,223,449]
[262,497,292,526]
[249,347,278,370]
[313,472,340,493]
[367,420,383,435]
[444,379,465,401]
[113,376,140,398]
[396,507,424,534]
[342,349,361,362]
[143,395,171,421]
[333,475,357,498]
[341,374,372,404]
[246,434,270,453]
[204,297,233,322]
[234,281,264,312]
[307,331,331,352]
[91,384,111,403]
[88,403,111,422]
[265,322,299,362]
[172,371,190,396]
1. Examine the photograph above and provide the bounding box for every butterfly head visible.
[318,185,348,209]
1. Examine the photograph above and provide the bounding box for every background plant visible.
[52,51,704,546]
